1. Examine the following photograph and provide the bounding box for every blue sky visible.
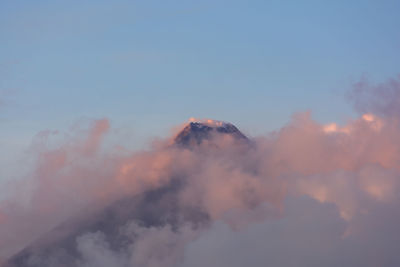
[1,0,400,168]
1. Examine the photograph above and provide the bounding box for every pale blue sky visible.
[1,0,400,170]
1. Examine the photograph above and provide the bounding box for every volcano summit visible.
[174,119,248,146]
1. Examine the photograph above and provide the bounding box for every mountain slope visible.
[5,119,249,267]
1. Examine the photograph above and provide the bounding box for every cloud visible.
[181,195,400,267]
[2,75,400,266]
[349,74,400,118]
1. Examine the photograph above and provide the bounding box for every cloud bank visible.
[1,77,400,266]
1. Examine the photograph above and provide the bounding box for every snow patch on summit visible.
[188,117,229,128]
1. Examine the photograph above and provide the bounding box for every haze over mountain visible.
[2,79,400,267]
[4,119,253,267]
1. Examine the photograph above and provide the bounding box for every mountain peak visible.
[173,118,248,146]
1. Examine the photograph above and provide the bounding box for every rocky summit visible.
[173,119,248,146]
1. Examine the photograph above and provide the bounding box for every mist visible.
[1,76,400,266]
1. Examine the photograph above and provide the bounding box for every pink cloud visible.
[2,75,400,266]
